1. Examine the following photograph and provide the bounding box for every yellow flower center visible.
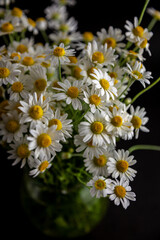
[22,56,35,66]
[94,179,106,190]
[89,94,101,106]
[87,140,93,147]
[10,52,21,62]
[83,32,94,42]
[154,10,160,20]
[60,24,69,32]
[39,160,49,172]
[114,185,126,198]
[11,82,23,93]
[17,144,30,158]
[132,26,144,37]
[68,56,77,64]
[53,47,65,57]
[109,72,118,79]
[91,121,104,134]
[28,18,36,27]
[11,7,23,18]
[0,67,10,78]
[67,86,79,98]
[29,105,43,120]
[41,61,51,68]
[72,66,83,79]
[140,38,148,48]
[36,17,46,22]
[131,115,142,129]
[60,38,71,45]
[111,116,123,127]
[109,105,119,112]
[100,78,110,90]
[16,44,28,53]
[132,70,143,79]
[48,118,62,130]
[103,37,116,48]
[87,67,97,79]
[94,155,107,167]
[34,79,47,92]
[92,51,104,63]
[116,160,129,173]
[1,22,14,32]
[37,133,52,148]
[5,120,20,133]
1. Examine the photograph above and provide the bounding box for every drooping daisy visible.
[147,7,160,21]
[19,92,52,128]
[45,43,75,66]
[36,17,47,31]
[78,110,112,147]
[90,68,117,100]
[130,105,149,139]
[53,79,85,110]
[7,136,32,168]
[0,60,21,86]
[86,40,118,67]
[123,61,152,88]
[29,154,54,178]
[109,177,136,209]
[87,176,113,198]
[27,122,63,159]
[0,110,27,143]
[107,149,137,181]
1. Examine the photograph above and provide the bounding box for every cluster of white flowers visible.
[0,0,159,209]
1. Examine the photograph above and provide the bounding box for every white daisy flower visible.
[19,92,52,129]
[20,53,38,70]
[8,38,34,54]
[0,110,27,143]
[6,7,28,28]
[130,105,149,139]
[50,17,78,33]
[107,149,137,181]
[90,68,117,100]
[45,4,67,22]
[49,31,81,46]
[87,176,113,198]
[7,136,32,168]
[45,43,75,66]
[0,60,21,86]
[53,79,85,110]
[107,64,124,85]
[86,40,118,67]
[109,177,136,209]
[29,154,54,178]
[0,18,24,36]
[97,27,125,53]
[36,17,47,31]
[147,7,160,21]
[78,110,112,147]
[27,122,63,159]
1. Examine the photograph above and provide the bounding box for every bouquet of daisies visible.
[0,0,160,209]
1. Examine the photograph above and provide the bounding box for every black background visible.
[1,0,160,239]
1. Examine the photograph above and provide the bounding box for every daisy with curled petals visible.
[78,110,112,147]
[27,122,63,159]
[87,176,113,198]
[90,68,117,101]
[29,154,54,178]
[7,136,32,168]
[74,135,107,159]
[45,43,75,66]
[0,110,27,143]
[107,149,137,181]
[47,108,73,139]
[86,40,118,67]
[0,60,21,86]
[19,92,52,129]
[109,177,136,209]
[123,61,152,88]
[53,79,84,110]
[130,105,149,139]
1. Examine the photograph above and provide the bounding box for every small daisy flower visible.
[0,60,21,86]
[0,18,24,36]
[130,105,149,139]
[107,64,124,85]
[50,17,78,33]
[45,4,67,22]
[147,7,160,21]
[49,31,81,46]
[27,122,63,159]
[29,154,54,178]
[20,53,38,70]
[90,68,117,100]
[27,17,38,35]
[53,79,84,110]
[36,17,47,31]
[8,38,34,54]
[45,43,75,66]
[124,61,152,88]
[0,110,27,143]
[19,92,52,128]
[86,40,118,67]
[6,7,28,28]
[7,136,32,168]
[107,149,137,181]
[87,176,113,198]
[109,177,136,209]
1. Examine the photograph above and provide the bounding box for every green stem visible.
[129,144,160,154]
[3,35,9,45]
[130,76,160,105]
[40,30,49,43]
[58,59,62,81]
[138,0,150,25]
[118,79,134,100]
[8,34,13,45]
[148,17,157,31]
